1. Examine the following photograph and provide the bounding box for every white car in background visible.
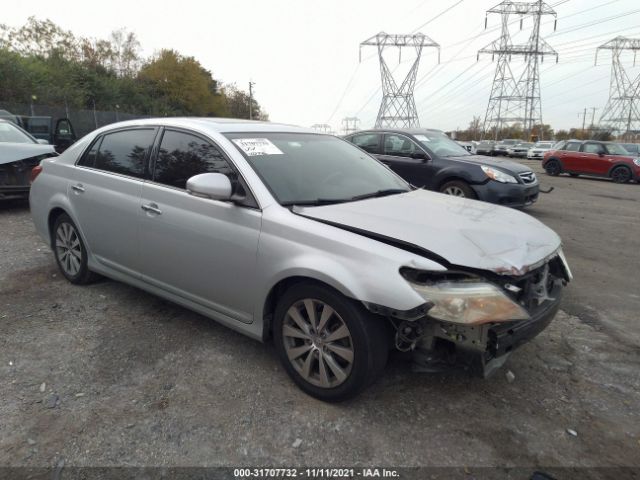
[527,141,555,160]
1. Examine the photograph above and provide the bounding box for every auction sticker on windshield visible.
[232,138,283,156]
[414,134,431,142]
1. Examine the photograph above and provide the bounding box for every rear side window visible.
[350,133,381,154]
[153,129,237,189]
[78,137,102,167]
[93,129,155,178]
[564,142,581,152]
[582,143,603,154]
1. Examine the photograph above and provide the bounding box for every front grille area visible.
[519,171,536,183]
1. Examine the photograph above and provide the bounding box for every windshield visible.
[606,143,630,155]
[413,131,471,157]
[224,133,410,205]
[535,142,554,148]
[0,122,36,144]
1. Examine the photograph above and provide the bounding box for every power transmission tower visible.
[595,37,640,140]
[342,117,360,135]
[479,1,558,141]
[360,32,440,128]
[311,124,332,133]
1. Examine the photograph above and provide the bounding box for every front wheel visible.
[273,282,388,402]
[610,166,631,184]
[439,180,476,199]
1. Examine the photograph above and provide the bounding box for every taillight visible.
[30,165,43,183]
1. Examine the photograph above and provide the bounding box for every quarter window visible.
[583,143,603,154]
[564,142,581,152]
[384,134,420,157]
[350,133,381,154]
[93,129,155,178]
[153,130,236,189]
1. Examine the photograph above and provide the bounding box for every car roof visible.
[350,128,445,136]
[89,117,316,134]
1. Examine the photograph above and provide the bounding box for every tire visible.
[610,166,632,184]
[439,180,476,199]
[52,213,98,284]
[273,282,388,402]
[544,159,561,176]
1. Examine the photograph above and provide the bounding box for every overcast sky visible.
[4,0,640,133]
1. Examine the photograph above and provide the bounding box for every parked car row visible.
[344,129,539,208]
[28,118,572,401]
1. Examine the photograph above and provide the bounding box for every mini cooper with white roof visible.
[30,118,572,401]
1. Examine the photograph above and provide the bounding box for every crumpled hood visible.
[448,154,532,174]
[0,143,56,165]
[296,189,561,275]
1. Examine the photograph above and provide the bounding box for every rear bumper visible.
[472,180,540,208]
[528,152,545,159]
[0,185,30,200]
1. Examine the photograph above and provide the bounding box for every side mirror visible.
[186,173,232,201]
[411,151,430,161]
[598,150,605,157]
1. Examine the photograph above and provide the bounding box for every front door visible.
[579,142,608,175]
[378,133,433,188]
[139,128,261,324]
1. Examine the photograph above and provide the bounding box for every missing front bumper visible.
[411,289,561,377]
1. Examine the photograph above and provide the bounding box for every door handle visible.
[141,203,162,215]
[71,183,85,193]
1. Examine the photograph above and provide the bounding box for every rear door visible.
[138,128,262,324]
[69,127,157,277]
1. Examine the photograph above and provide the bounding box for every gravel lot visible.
[1,159,639,477]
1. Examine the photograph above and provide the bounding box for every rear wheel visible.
[544,159,561,176]
[439,180,476,199]
[52,213,98,284]
[610,166,631,184]
[273,282,388,402]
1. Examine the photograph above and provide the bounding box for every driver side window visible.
[384,134,420,158]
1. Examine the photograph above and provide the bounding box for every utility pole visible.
[360,32,440,128]
[596,37,640,140]
[478,0,558,141]
[248,81,255,120]
[579,107,587,135]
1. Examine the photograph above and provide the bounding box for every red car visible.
[543,140,640,183]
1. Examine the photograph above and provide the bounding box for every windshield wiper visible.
[280,198,350,207]
[350,188,410,201]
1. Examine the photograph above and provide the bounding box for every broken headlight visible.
[407,280,530,325]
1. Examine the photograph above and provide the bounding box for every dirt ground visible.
[1,159,639,477]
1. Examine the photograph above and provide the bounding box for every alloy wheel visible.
[55,222,82,277]
[282,299,354,388]
[443,186,466,197]
[611,167,631,183]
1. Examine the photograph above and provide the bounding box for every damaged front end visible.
[0,154,54,200]
[373,251,572,377]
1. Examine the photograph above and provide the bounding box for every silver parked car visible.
[30,118,572,401]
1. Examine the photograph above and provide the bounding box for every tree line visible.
[0,17,267,120]
[450,116,612,142]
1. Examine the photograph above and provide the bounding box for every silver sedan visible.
[30,118,571,401]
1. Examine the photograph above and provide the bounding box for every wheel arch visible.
[607,162,633,177]
[259,274,360,342]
